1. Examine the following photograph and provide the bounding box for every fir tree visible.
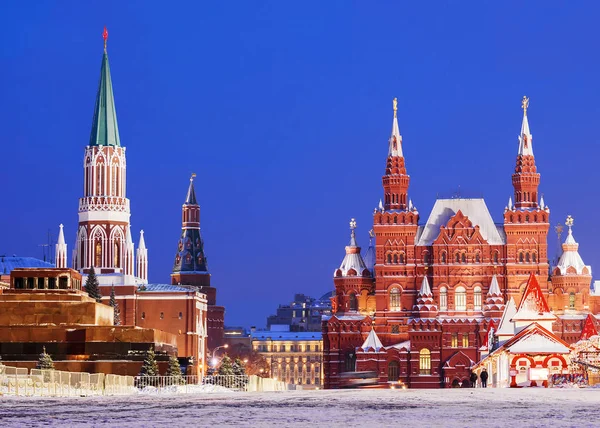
[165,355,184,384]
[85,266,102,303]
[218,355,234,375]
[109,285,121,325]
[139,347,160,377]
[232,357,246,376]
[37,346,55,370]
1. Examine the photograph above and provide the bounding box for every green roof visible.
[89,52,121,147]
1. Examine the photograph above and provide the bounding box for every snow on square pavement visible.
[1,388,600,427]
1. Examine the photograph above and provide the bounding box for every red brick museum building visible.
[323,97,600,388]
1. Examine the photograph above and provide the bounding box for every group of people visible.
[469,368,488,388]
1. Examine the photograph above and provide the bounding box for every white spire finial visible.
[518,95,533,156]
[138,229,147,249]
[378,199,383,211]
[409,199,413,211]
[388,98,403,157]
[508,196,513,211]
[540,195,545,210]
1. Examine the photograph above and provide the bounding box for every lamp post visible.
[210,344,229,369]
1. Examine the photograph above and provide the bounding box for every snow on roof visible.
[385,340,410,351]
[512,274,556,322]
[416,198,505,246]
[555,227,591,276]
[0,256,54,274]
[507,325,570,354]
[496,298,517,337]
[360,329,383,351]
[488,275,501,296]
[144,284,194,292]
[335,226,369,278]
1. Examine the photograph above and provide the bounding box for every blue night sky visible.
[2,1,600,328]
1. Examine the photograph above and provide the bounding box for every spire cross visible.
[349,218,357,231]
[190,172,196,182]
[393,97,398,118]
[521,95,529,116]
[103,27,108,52]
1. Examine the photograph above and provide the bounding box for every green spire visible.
[89,50,121,147]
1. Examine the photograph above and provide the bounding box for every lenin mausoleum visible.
[323,97,600,388]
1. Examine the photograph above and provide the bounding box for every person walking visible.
[480,368,489,388]
[469,370,478,388]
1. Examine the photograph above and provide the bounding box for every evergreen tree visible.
[37,346,55,370]
[139,347,160,377]
[109,285,121,325]
[232,357,246,376]
[85,266,102,303]
[218,355,234,375]
[166,355,184,384]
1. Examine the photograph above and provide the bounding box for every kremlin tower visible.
[69,28,148,286]
[171,175,224,349]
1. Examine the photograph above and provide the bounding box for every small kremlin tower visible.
[171,175,224,349]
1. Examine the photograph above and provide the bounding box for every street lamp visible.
[210,344,229,368]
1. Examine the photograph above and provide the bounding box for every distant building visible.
[223,326,252,355]
[267,293,332,332]
[251,326,323,388]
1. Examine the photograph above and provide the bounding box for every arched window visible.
[349,293,358,311]
[419,349,431,375]
[389,288,401,311]
[399,253,405,264]
[423,252,430,264]
[525,215,530,223]
[455,253,460,263]
[114,241,120,268]
[461,253,467,263]
[493,251,499,264]
[387,254,392,264]
[569,292,576,309]
[388,361,399,382]
[475,253,481,263]
[95,239,102,268]
[160,312,164,319]
[474,286,482,310]
[532,252,537,263]
[525,253,530,263]
[519,252,524,263]
[393,254,398,264]
[393,216,398,224]
[441,252,447,264]
[141,312,145,320]
[440,287,448,311]
[455,286,467,311]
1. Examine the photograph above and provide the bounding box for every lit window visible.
[389,288,401,311]
[569,292,575,309]
[455,286,466,311]
[474,286,482,310]
[439,287,447,311]
[462,333,469,348]
[451,333,458,348]
[419,349,431,375]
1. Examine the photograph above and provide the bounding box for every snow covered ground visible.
[1,388,600,427]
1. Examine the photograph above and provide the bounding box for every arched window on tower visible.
[389,288,401,311]
[393,216,398,224]
[419,349,431,375]
[388,361,399,382]
[114,241,120,268]
[393,254,398,264]
[455,286,466,311]
[526,252,530,263]
[349,293,358,311]
[475,252,481,263]
[95,239,102,268]
[399,253,405,264]
[423,252,430,265]
[461,253,467,263]
[441,252,447,264]
[569,292,576,309]
[532,252,537,263]
[493,251,499,264]
[439,287,448,311]
[455,253,460,263]
[474,286,482,310]
[519,252,524,263]
[387,254,392,264]
[345,352,356,372]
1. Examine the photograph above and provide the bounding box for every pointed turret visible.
[412,273,438,317]
[334,218,369,278]
[136,230,148,284]
[512,96,540,210]
[483,274,505,318]
[496,297,517,343]
[382,98,411,211]
[55,224,67,268]
[89,27,120,147]
[512,273,556,330]
[363,229,376,276]
[554,216,592,276]
[360,328,384,352]
[124,225,135,276]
